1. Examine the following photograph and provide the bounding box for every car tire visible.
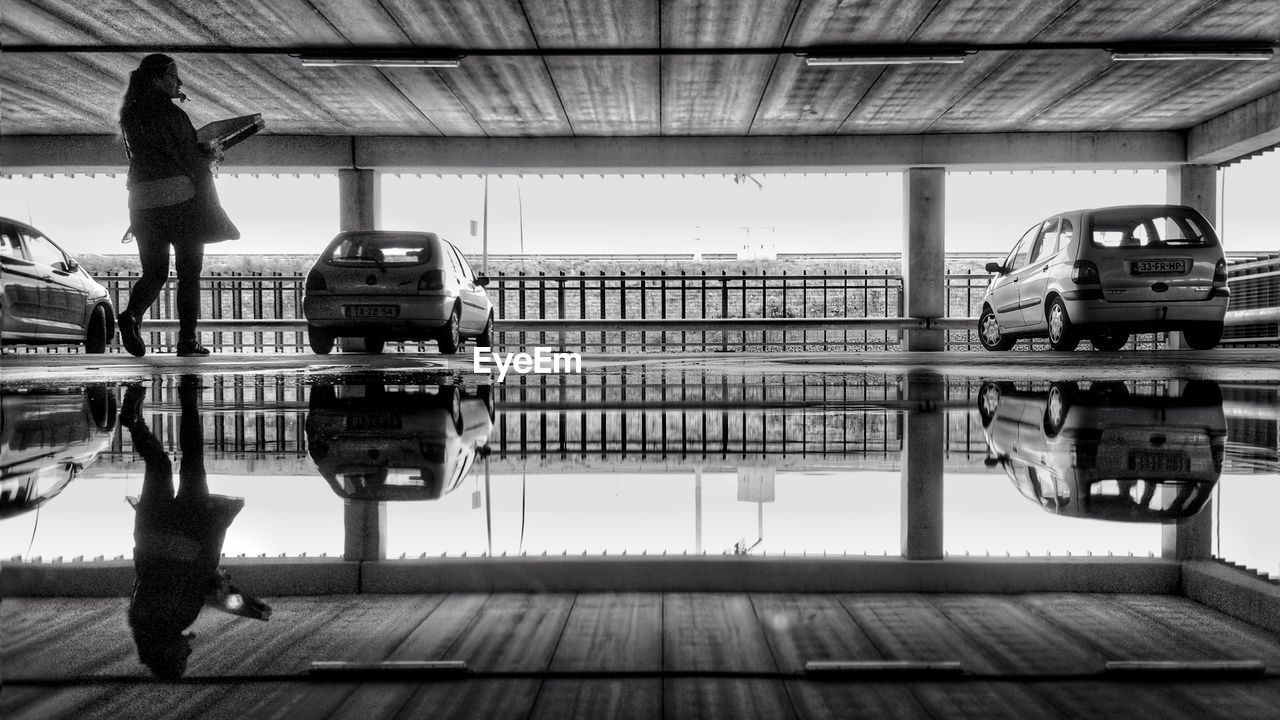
[1046,297,1079,352]
[87,384,118,430]
[84,305,109,354]
[309,326,334,355]
[1044,381,1077,438]
[978,309,1015,351]
[1182,322,1223,350]
[1182,379,1223,407]
[977,382,1003,427]
[364,337,385,354]
[1090,330,1128,352]
[442,385,464,433]
[477,313,495,350]
[437,307,462,355]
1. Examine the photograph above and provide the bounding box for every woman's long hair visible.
[118,53,176,128]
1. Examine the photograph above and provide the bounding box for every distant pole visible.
[482,175,490,274]
[517,176,525,254]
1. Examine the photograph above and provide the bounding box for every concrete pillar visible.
[903,168,946,351]
[1162,497,1214,561]
[1165,165,1218,349]
[343,500,387,561]
[339,168,381,232]
[901,372,945,559]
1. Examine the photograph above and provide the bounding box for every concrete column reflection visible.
[343,500,387,561]
[903,167,946,351]
[902,372,945,559]
[338,168,380,232]
[1162,495,1214,560]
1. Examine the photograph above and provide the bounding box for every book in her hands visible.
[196,113,265,152]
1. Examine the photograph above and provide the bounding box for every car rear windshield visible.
[1089,208,1217,249]
[327,233,434,266]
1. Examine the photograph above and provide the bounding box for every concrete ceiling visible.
[3,0,1280,140]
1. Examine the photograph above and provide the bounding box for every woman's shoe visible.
[118,311,146,357]
[176,342,211,357]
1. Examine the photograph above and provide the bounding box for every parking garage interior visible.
[3,2,1280,719]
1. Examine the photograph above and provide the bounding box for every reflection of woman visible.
[117,54,236,358]
[123,376,245,679]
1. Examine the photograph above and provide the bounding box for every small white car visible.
[306,382,495,502]
[978,380,1224,522]
[0,217,115,353]
[978,205,1230,352]
[302,231,494,355]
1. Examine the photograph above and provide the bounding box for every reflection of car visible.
[978,380,1224,522]
[978,205,1229,352]
[306,383,494,501]
[1,218,115,352]
[302,231,494,356]
[0,385,117,519]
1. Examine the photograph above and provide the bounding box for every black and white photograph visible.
[2,1,1279,718]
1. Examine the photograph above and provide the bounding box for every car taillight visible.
[305,269,326,292]
[1071,260,1100,285]
[1213,259,1227,282]
[419,269,446,291]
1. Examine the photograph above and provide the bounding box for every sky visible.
[1,151,1275,258]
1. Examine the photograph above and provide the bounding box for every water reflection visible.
[306,382,494,502]
[978,380,1225,522]
[0,385,116,519]
[122,376,270,679]
[1,371,1276,576]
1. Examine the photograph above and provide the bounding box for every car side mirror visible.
[985,262,1005,274]
[983,457,1001,468]
[65,259,79,272]
[475,275,490,287]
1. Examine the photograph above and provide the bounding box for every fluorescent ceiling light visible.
[1110,49,1274,62]
[803,53,968,67]
[296,55,462,68]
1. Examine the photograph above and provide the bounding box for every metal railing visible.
[6,257,1277,354]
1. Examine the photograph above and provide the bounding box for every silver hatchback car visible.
[303,231,494,355]
[978,205,1229,351]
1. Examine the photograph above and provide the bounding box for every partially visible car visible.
[0,217,114,352]
[1,385,117,520]
[978,379,1224,522]
[302,231,494,355]
[306,381,495,502]
[978,205,1229,352]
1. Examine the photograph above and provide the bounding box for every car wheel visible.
[85,305,109,354]
[1091,381,1129,403]
[86,384,118,430]
[476,313,495,350]
[442,385,464,433]
[309,326,334,355]
[1182,379,1223,407]
[364,337,385,354]
[1182,322,1223,350]
[1090,330,1128,352]
[977,382,1003,426]
[978,309,1015,351]
[437,307,462,355]
[1044,381,1077,437]
[1046,297,1079,351]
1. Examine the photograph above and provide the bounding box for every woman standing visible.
[117,54,236,357]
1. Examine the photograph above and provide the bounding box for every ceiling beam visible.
[2,131,1184,174]
[1186,87,1280,165]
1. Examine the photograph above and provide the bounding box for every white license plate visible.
[1127,450,1190,473]
[346,305,398,318]
[1132,260,1185,275]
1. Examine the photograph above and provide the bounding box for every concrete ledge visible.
[0,558,359,598]
[1180,560,1280,636]
[361,557,1181,594]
